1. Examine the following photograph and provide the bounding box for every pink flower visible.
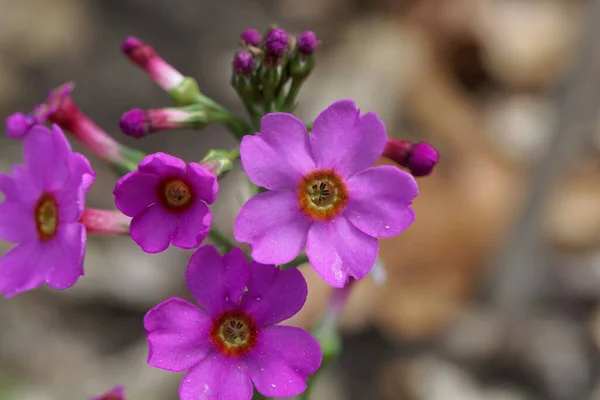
[234,99,418,287]
[113,153,217,253]
[0,125,95,297]
[91,386,125,400]
[144,245,322,399]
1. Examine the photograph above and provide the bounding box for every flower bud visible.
[233,51,253,74]
[240,28,261,47]
[383,139,439,177]
[264,28,289,61]
[297,30,318,55]
[199,149,238,177]
[122,36,184,91]
[5,112,34,139]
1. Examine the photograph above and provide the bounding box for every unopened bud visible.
[264,28,289,64]
[240,28,261,47]
[5,112,34,139]
[383,139,439,177]
[233,51,254,74]
[122,36,184,91]
[297,31,318,55]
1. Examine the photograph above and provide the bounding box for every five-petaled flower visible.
[0,124,95,297]
[113,152,217,253]
[234,99,418,287]
[144,245,322,400]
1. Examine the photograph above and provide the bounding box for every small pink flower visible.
[144,245,322,400]
[113,152,217,253]
[234,99,418,287]
[0,125,95,297]
[91,386,125,400]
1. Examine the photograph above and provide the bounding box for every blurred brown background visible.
[2,0,600,399]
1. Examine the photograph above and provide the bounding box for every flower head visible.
[234,99,418,287]
[233,50,254,74]
[240,28,261,47]
[0,124,95,297]
[264,28,289,57]
[297,31,318,55]
[91,386,125,400]
[113,152,217,253]
[144,245,322,399]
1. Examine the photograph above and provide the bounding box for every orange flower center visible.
[34,193,59,241]
[159,178,193,211]
[210,310,258,357]
[297,169,348,220]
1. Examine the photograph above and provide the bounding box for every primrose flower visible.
[0,125,95,297]
[91,386,125,400]
[234,99,418,287]
[113,152,217,253]
[144,245,322,399]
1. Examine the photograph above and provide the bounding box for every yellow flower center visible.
[297,169,348,220]
[159,178,193,211]
[35,193,59,241]
[210,310,258,357]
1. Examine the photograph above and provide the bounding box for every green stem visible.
[281,255,308,269]
[208,227,235,253]
[281,77,305,112]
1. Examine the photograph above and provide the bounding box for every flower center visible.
[210,310,258,357]
[159,178,193,211]
[34,193,59,241]
[297,169,348,220]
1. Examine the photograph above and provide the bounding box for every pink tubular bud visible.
[121,36,184,91]
[383,139,439,177]
[80,208,130,235]
[120,108,195,138]
[240,28,261,47]
[5,112,34,139]
[297,31,318,54]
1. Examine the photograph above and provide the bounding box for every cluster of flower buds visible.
[232,27,318,124]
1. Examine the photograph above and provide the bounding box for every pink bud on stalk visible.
[122,36,185,91]
[383,139,439,177]
[80,208,131,235]
[119,107,207,139]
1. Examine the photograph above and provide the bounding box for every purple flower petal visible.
[144,297,213,372]
[9,165,40,203]
[310,99,386,178]
[186,163,218,205]
[186,246,249,316]
[240,113,315,190]
[306,217,378,287]
[345,165,417,238]
[138,152,186,177]
[234,191,311,265]
[179,354,252,400]
[170,201,211,249]
[0,200,35,243]
[23,125,71,191]
[247,325,322,398]
[45,222,85,289]
[130,204,178,253]
[240,263,307,326]
[113,171,160,217]
[0,242,45,297]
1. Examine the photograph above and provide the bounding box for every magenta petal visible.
[113,171,160,217]
[311,100,386,178]
[307,217,378,287]
[23,125,70,190]
[247,325,322,398]
[240,263,307,326]
[240,113,315,190]
[234,191,311,265]
[179,355,252,400]
[170,201,211,249]
[186,163,218,204]
[45,222,85,290]
[138,152,186,177]
[345,165,418,238]
[130,204,178,253]
[0,242,45,297]
[186,246,249,316]
[0,200,35,243]
[144,297,212,372]
[0,172,18,201]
